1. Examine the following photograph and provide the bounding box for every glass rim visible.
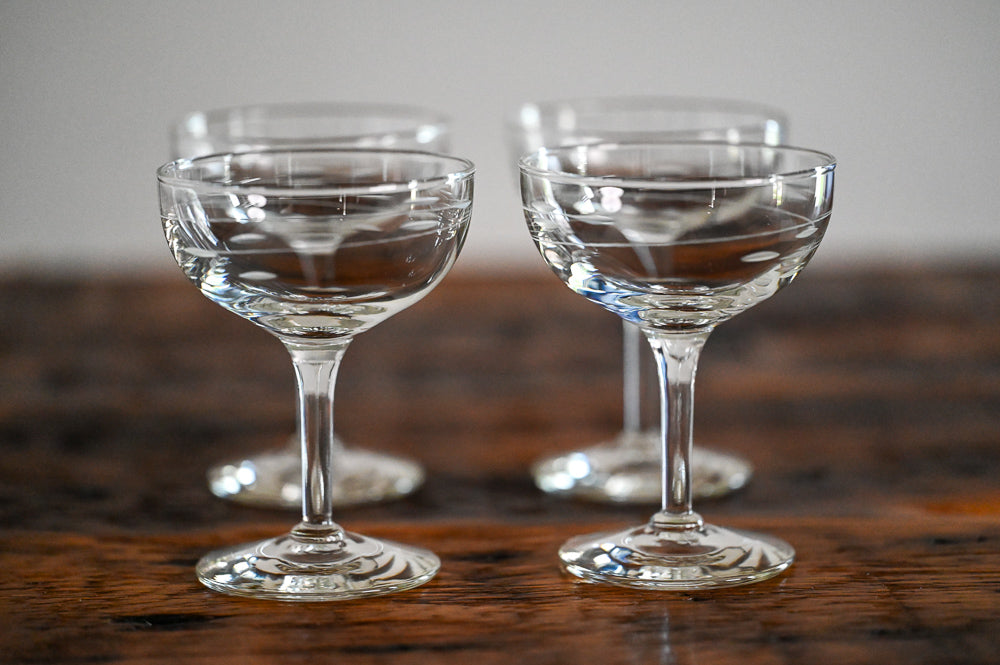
[171,101,451,141]
[507,95,788,129]
[157,147,475,196]
[518,141,836,189]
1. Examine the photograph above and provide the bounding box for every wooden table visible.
[1,263,998,664]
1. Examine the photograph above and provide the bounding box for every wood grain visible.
[2,517,998,665]
[0,263,998,663]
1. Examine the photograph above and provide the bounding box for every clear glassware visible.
[171,102,452,509]
[173,101,450,158]
[507,97,788,503]
[158,148,474,600]
[520,142,835,588]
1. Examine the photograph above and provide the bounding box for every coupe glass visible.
[520,142,834,588]
[158,148,474,600]
[171,102,451,509]
[507,97,787,502]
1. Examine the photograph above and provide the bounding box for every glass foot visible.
[196,525,440,601]
[532,431,752,503]
[207,438,424,509]
[559,517,793,590]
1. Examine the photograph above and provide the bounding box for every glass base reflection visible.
[532,431,752,503]
[208,438,424,509]
[559,517,793,590]
[197,525,439,601]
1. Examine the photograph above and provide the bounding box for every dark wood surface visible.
[1,263,998,664]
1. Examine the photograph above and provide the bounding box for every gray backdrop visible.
[3,0,998,274]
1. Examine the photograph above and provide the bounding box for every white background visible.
[2,0,998,275]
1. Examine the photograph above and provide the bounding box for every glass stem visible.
[644,328,711,529]
[622,321,642,435]
[285,340,352,538]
